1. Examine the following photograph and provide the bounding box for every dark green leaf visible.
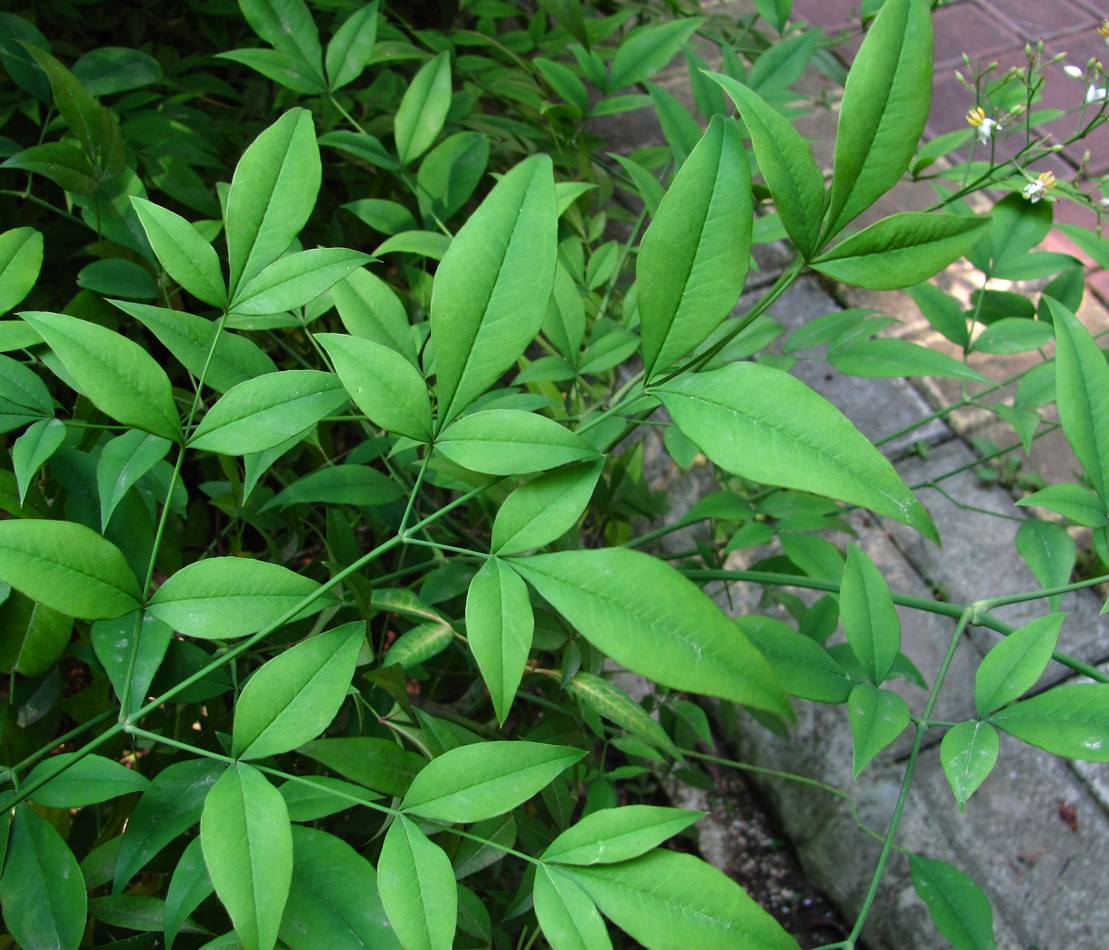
[298,737,425,797]
[96,429,172,530]
[263,464,404,509]
[566,671,680,757]
[437,409,599,475]
[240,0,324,82]
[737,615,853,703]
[830,338,987,381]
[1,142,97,194]
[13,417,65,504]
[608,17,704,92]
[0,591,71,676]
[975,613,1064,717]
[164,837,212,950]
[990,683,1109,760]
[72,46,162,95]
[91,611,171,715]
[848,683,910,777]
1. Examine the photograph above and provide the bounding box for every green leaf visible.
[909,281,970,348]
[437,409,599,475]
[812,212,988,290]
[201,763,293,950]
[638,115,751,379]
[164,837,212,950]
[114,759,224,891]
[566,671,680,757]
[148,556,335,639]
[400,740,584,823]
[1,142,97,194]
[132,197,226,308]
[830,337,987,381]
[0,519,140,620]
[76,259,158,300]
[233,622,363,759]
[491,460,604,555]
[91,611,171,715]
[1017,483,1107,527]
[72,46,162,96]
[974,613,1064,717]
[0,353,53,431]
[840,544,901,684]
[317,332,432,440]
[940,720,999,811]
[331,267,416,363]
[466,558,534,723]
[1016,521,1074,611]
[280,826,401,950]
[417,131,490,226]
[534,865,613,950]
[218,46,327,94]
[395,50,452,166]
[608,17,704,92]
[1047,297,1109,501]
[0,591,71,676]
[514,548,791,717]
[989,683,1109,760]
[378,815,457,950]
[430,153,557,426]
[824,0,932,237]
[239,0,324,85]
[13,417,65,504]
[374,230,451,259]
[225,109,321,297]
[188,370,347,455]
[26,751,150,808]
[0,806,87,950]
[562,849,799,949]
[909,854,996,950]
[974,191,1051,276]
[737,615,853,703]
[654,364,937,541]
[0,227,43,314]
[325,2,379,92]
[20,310,182,441]
[96,429,171,530]
[848,683,910,777]
[645,81,702,169]
[263,464,404,509]
[972,318,1054,355]
[229,248,371,315]
[543,805,702,865]
[707,73,824,259]
[115,300,277,394]
[279,775,380,821]
[298,737,424,798]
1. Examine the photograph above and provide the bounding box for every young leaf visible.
[325,1,379,92]
[607,17,704,92]
[812,212,988,290]
[20,310,182,442]
[543,806,702,866]
[989,683,1109,760]
[228,247,371,315]
[132,197,226,308]
[0,805,87,950]
[654,364,938,541]
[91,611,172,716]
[395,50,452,166]
[491,459,604,555]
[233,622,364,759]
[824,0,932,238]
[840,544,901,684]
[147,556,336,639]
[566,671,680,757]
[225,109,322,297]
[707,73,824,259]
[940,720,1000,811]
[638,114,751,379]
[0,227,43,314]
[0,519,141,620]
[909,854,996,950]
[187,370,348,455]
[378,815,457,950]
[430,153,557,427]
[400,741,584,823]
[96,429,172,530]
[562,849,799,949]
[201,763,293,950]
[12,417,65,504]
[534,865,613,950]
[436,409,600,475]
[317,332,432,440]
[848,683,910,777]
[513,548,791,717]
[240,0,324,82]
[974,613,1064,717]
[466,558,534,723]
[1016,521,1074,611]
[1017,483,1108,528]
[26,751,150,808]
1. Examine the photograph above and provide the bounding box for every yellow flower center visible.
[1099,18,1109,37]
[1038,171,1057,189]
[966,106,986,127]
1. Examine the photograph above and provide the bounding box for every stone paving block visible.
[931,0,1025,67]
[978,0,1098,38]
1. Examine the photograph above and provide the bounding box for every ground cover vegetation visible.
[2,0,1109,946]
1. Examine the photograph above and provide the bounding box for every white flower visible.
[1064,64,1085,79]
[1088,83,1108,103]
[1022,171,1057,203]
[965,106,1000,144]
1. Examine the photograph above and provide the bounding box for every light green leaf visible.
[0,591,71,676]
[825,0,932,237]
[608,17,704,92]
[566,672,680,757]
[241,0,323,72]
[1016,483,1107,527]
[940,720,999,811]
[13,417,65,504]
[201,763,293,950]
[0,227,43,314]
[430,154,557,426]
[325,2,379,92]
[280,826,401,950]
[20,310,182,442]
[91,611,171,715]
[395,50,452,166]
[374,230,451,259]
[562,849,799,949]
[132,197,226,308]
[298,737,424,798]
[1016,521,1074,611]
[148,556,335,639]
[378,815,457,950]
[848,683,910,777]
[331,267,416,363]
[164,837,212,950]
[638,115,751,379]
[278,775,381,821]
[830,338,988,381]
[217,46,327,94]
[975,613,1064,717]
[0,519,140,620]
[989,683,1109,760]
[654,363,938,541]
[534,865,612,950]
[96,429,172,530]
[737,615,854,703]
[973,318,1054,355]
[0,806,87,950]
[491,460,604,555]
[0,353,53,431]
[513,548,791,717]
[813,212,988,290]
[188,370,347,455]
[417,131,490,226]
[26,751,150,808]
[543,805,702,866]
[317,332,432,440]
[225,109,321,297]
[233,622,364,759]
[263,464,404,509]
[909,854,996,950]
[401,740,584,823]
[384,620,454,670]
[466,558,534,723]
[841,544,901,684]
[436,409,599,475]
[229,247,371,315]
[708,73,824,258]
